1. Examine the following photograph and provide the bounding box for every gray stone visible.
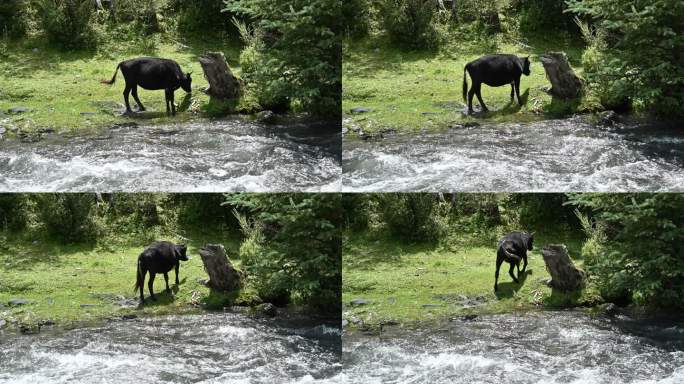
[421,304,442,309]
[8,299,29,306]
[8,107,32,114]
[0,319,6,328]
[597,110,620,126]
[461,314,478,322]
[341,319,349,328]
[122,314,138,320]
[387,297,397,304]
[46,297,54,305]
[350,299,371,306]
[80,304,97,308]
[80,112,97,116]
[256,110,276,124]
[350,107,372,114]
[254,303,277,317]
[0,127,6,135]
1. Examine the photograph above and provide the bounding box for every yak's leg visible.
[474,83,488,112]
[468,86,476,114]
[164,89,171,114]
[515,77,522,106]
[510,82,515,100]
[169,90,176,116]
[164,272,170,292]
[138,267,147,303]
[131,86,146,111]
[148,272,157,301]
[522,252,528,273]
[509,263,519,284]
[123,86,133,113]
[175,263,180,285]
[494,256,504,291]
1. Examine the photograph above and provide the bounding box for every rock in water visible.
[256,110,276,124]
[542,244,585,292]
[254,303,277,317]
[198,244,242,291]
[198,52,243,100]
[540,52,583,99]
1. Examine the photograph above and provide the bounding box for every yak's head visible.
[181,73,192,93]
[522,57,531,76]
[526,232,535,250]
[174,244,189,261]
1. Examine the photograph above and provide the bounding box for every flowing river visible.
[343,116,684,191]
[339,311,684,383]
[0,313,341,383]
[0,118,341,192]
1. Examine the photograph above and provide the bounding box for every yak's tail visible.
[101,63,120,85]
[133,256,142,293]
[501,246,521,262]
[462,65,468,103]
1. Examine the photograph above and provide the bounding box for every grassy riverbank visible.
[342,230,602,330]
[0,36,252,134]
[0,230,261,331]
[342,33,599,135]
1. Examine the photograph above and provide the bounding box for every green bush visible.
[342,0,371,39]
[0,0,28,38]
[34,194,97,243]
[170,0,235,35]
[568,193,684,309]
[225,0,341,116]
[513,0,577,34]
[376,193,445,242]
[567,0,684,116]
[227,193,341,312]
[110,0,160,34]
[378,0,439,49]
[0,194,29,231]
[34,0,97,50]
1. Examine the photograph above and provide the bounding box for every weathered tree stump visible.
[198,52,242,100]
[540,52,583,99]
[542,244,585,292]
[198,244,242,291]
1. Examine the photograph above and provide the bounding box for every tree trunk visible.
[198,244,242,291]
[542,244,585,292]
[540,52,583,99]
[198,52,243,100]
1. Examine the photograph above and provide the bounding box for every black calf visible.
[494,231,534,291]
[463,54,530,114]
[102,57,192,116]
[134,241,189,303]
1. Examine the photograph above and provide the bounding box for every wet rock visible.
[121,314,138,320]
[350,299,371,306]
[0,319,6,328]
[8,299,29,306]
[597,110,621,127]
[253,303,277,317]
[461,314,478,322]
[463,122,480,128]
[350,107,372,114]
[380,128,397,136]
[598,303,620,318]
[256,110,276,124]
[342,126,348,135]
[380,319,399,326]
[39,320,55,327]
[19,324,40,335]
[342,319,349,328]
[8,107,32,114]
[349,315,364,326]
[0,126,6,135]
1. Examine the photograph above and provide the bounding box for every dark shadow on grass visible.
[480,88,530,119]
[495,269,531,299]
[344,233,440,270]
[343,36,440,79]
[543,94,581,118]
[0,240,96,270]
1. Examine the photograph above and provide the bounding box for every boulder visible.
[198,52,243,100]
[8,299,29,306]
[198,244,242,291]
[541,244,585,292]
[256,110,276,124]
[253,303,277,317]
[540,52,583,99]
[349,299,371,306]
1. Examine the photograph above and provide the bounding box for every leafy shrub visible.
[227,193,341,312]
[0,0,28,38]
[376,193,445,242]
[34,194,97,243]
[34,0,97,50]
[378,0,439,49]
[225,0,341,116]
[111,0,160,34]
[170,0,235,35]
[0,194,29,231]
[567,0,684,116]
[342,0,371,39]
[457,0,501,32]
[568,193,684,309]
[512,0,577,34]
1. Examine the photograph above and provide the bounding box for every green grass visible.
[343,230,602,329]
[0,230,258,331]
[0,35,249,134]
[342,32,598,135]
